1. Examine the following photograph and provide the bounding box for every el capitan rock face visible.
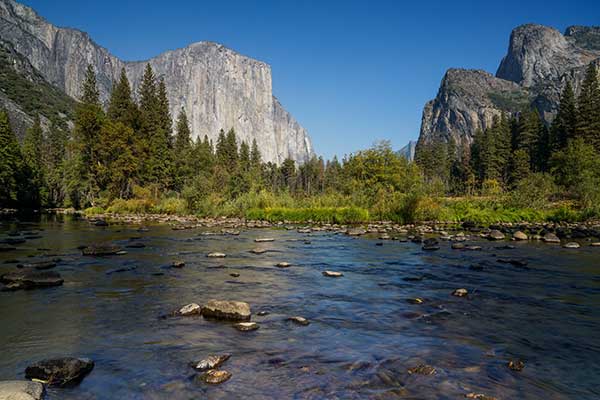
[417,24,600,152]
[0,0,313,163]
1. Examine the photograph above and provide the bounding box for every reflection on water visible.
[1,215,599,399]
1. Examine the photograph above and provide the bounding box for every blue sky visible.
[22,0,600,159]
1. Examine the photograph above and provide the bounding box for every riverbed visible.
[1,216,599,399]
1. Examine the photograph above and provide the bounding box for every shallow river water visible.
[0,216,599,399]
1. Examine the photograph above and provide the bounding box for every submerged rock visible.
[497,258,528,267]
[563,242,580,249]
[234,322,259,332]
[407,364,436,375]
[322,270,343,278]
[171,261,185,268]
[508,359,525,371]
[197,369,231,384]
[201,300,251,321]
[17,261,56,270]
[0,380,44,400]
[25,357,94,386]
[406,298,424,305]
[1,270,63,291]
[452,288,468,297]
[82,244,122,256]
[451,243,466,250]
[287,316,310,326]
[190,354,231,371]
[346,228,367,236]
[229,272,240,277]
[0,244,17,252]
[465,393,498,400]
[543,233,561,243]
[254,238,274,243]
[422,238,440,251]
[249,248,268,254]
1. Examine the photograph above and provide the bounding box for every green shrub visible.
[508,173,557,209]
[83,206,104,215]
[153,197,187,215]
[107,198,154,214]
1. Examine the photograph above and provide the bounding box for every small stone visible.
[249,248,268,254]
[82,244,122,256]
[190,354,231,371]
[171,261,185,268]
[234,322,259,332]
[322,270,343,278]
[257,311,270,316]
[406,298,424,304]
[346,228,366,236]
[197,369,231,384]
[1,270,63,290]
[0,380,44,400]
[488,230,505,240]
[229,272,240,277]
[125,242,146,248]
[25,357,94,387]
[422,238,440,251]
[508,359,525,371]
[452,288,468,297]
[465,245,482,251]
[407,364,436,375]
[451,243,465,250]
[254,238,274,243]
[17,261,56,270]
[591,242,600,247]
[513,231,528,240]
[207,252,226,258]
[563,242,580,249]
[275,262,291,268]
[178,303,201,316]
[201,299,251,321]
[287,316,310,326]
[497,258,528,267]
[543,233,561,243]
[465,393,498,400]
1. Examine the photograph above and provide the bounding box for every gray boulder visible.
[0,381,44,400]
[201,300,251,321]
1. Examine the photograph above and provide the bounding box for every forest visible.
[1,64,600,224]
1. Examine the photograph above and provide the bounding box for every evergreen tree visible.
[69,64,104,207]
[250,139,261,168]
[551,81,577,152]
[22,115,46,206]
[173,108,193,190]
[576,63,600,151]
[239,141,251,172]
[107,68,138,129]
[509,148,531,187]
[215,129,227,166]
[515,109,544,171]
[96,121,137,199]
[45,119,68,206]
[0,110,25,207]
[224,128,239,171]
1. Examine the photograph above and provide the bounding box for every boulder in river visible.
[171,261,185,268]
[422,238,440,251]
[25,357,94,386]
[178,303,202,316]
[488,230,505,240]
[465,393,498,400]
[346,228,366,236]
[234,322,259,332]
[201,300,251,321]
[1,270,63,291]
[287,316,310,326]
[197,369,231,384]
[0,380,44,400]
[507,359,525,371]
[190,354,231,371]
[407,364,436,375]
[513,231,528,240]
[591,242,600,247]
[452,288,468,297]
[249,248,268,254]
[451,243,465,250]
[82,244,122,256]
[275,262,291,268]
[322,270,343,278]
[543,233,561,243]
[254,238,274,243]
[207,252,226,258]
[406,298,424,305]
[563,242,580,249]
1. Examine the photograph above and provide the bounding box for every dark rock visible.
[82,244,122,256]
[106,266,137,275]
[497,258,528,267]
[422,238,440,251]
[171,261,185,268]
[93,220,108,227]
[2,238,26,245]
[229,273,240,277]
[407,364,436,375]
[25,357,94,386]
[17,261,56,270]
[0,244,17,252]
[125,242,146,248]
[452,288,468,297]
[507,359,525,371]
[190,354,231,371]
[1,270,63,290]
[469,264,484,271]
[201,300,251,321]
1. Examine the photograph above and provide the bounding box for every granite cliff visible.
[0,0,312,163]
[418,24,600,151]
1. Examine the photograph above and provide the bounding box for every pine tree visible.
[0,110,26,207]
[576,63,600,151]
[239,141,250,172]
[509,148,531,187]
[250,138,261,168]
[551,81,577,152]
[45,119,68,206]
[515,109,544,171]
[22,115,46,206]
[173,108,193,190]
[107,68,138,128]
[225,128,239,171]
[69,64,104,207]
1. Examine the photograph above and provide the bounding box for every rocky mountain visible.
[397,140,417,161]
[0,0,313,163]
[417,24,600,151]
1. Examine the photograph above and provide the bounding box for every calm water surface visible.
[0,216,599,399]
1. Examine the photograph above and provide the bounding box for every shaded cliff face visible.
[418,24,600,151]
[0,0,312,164]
